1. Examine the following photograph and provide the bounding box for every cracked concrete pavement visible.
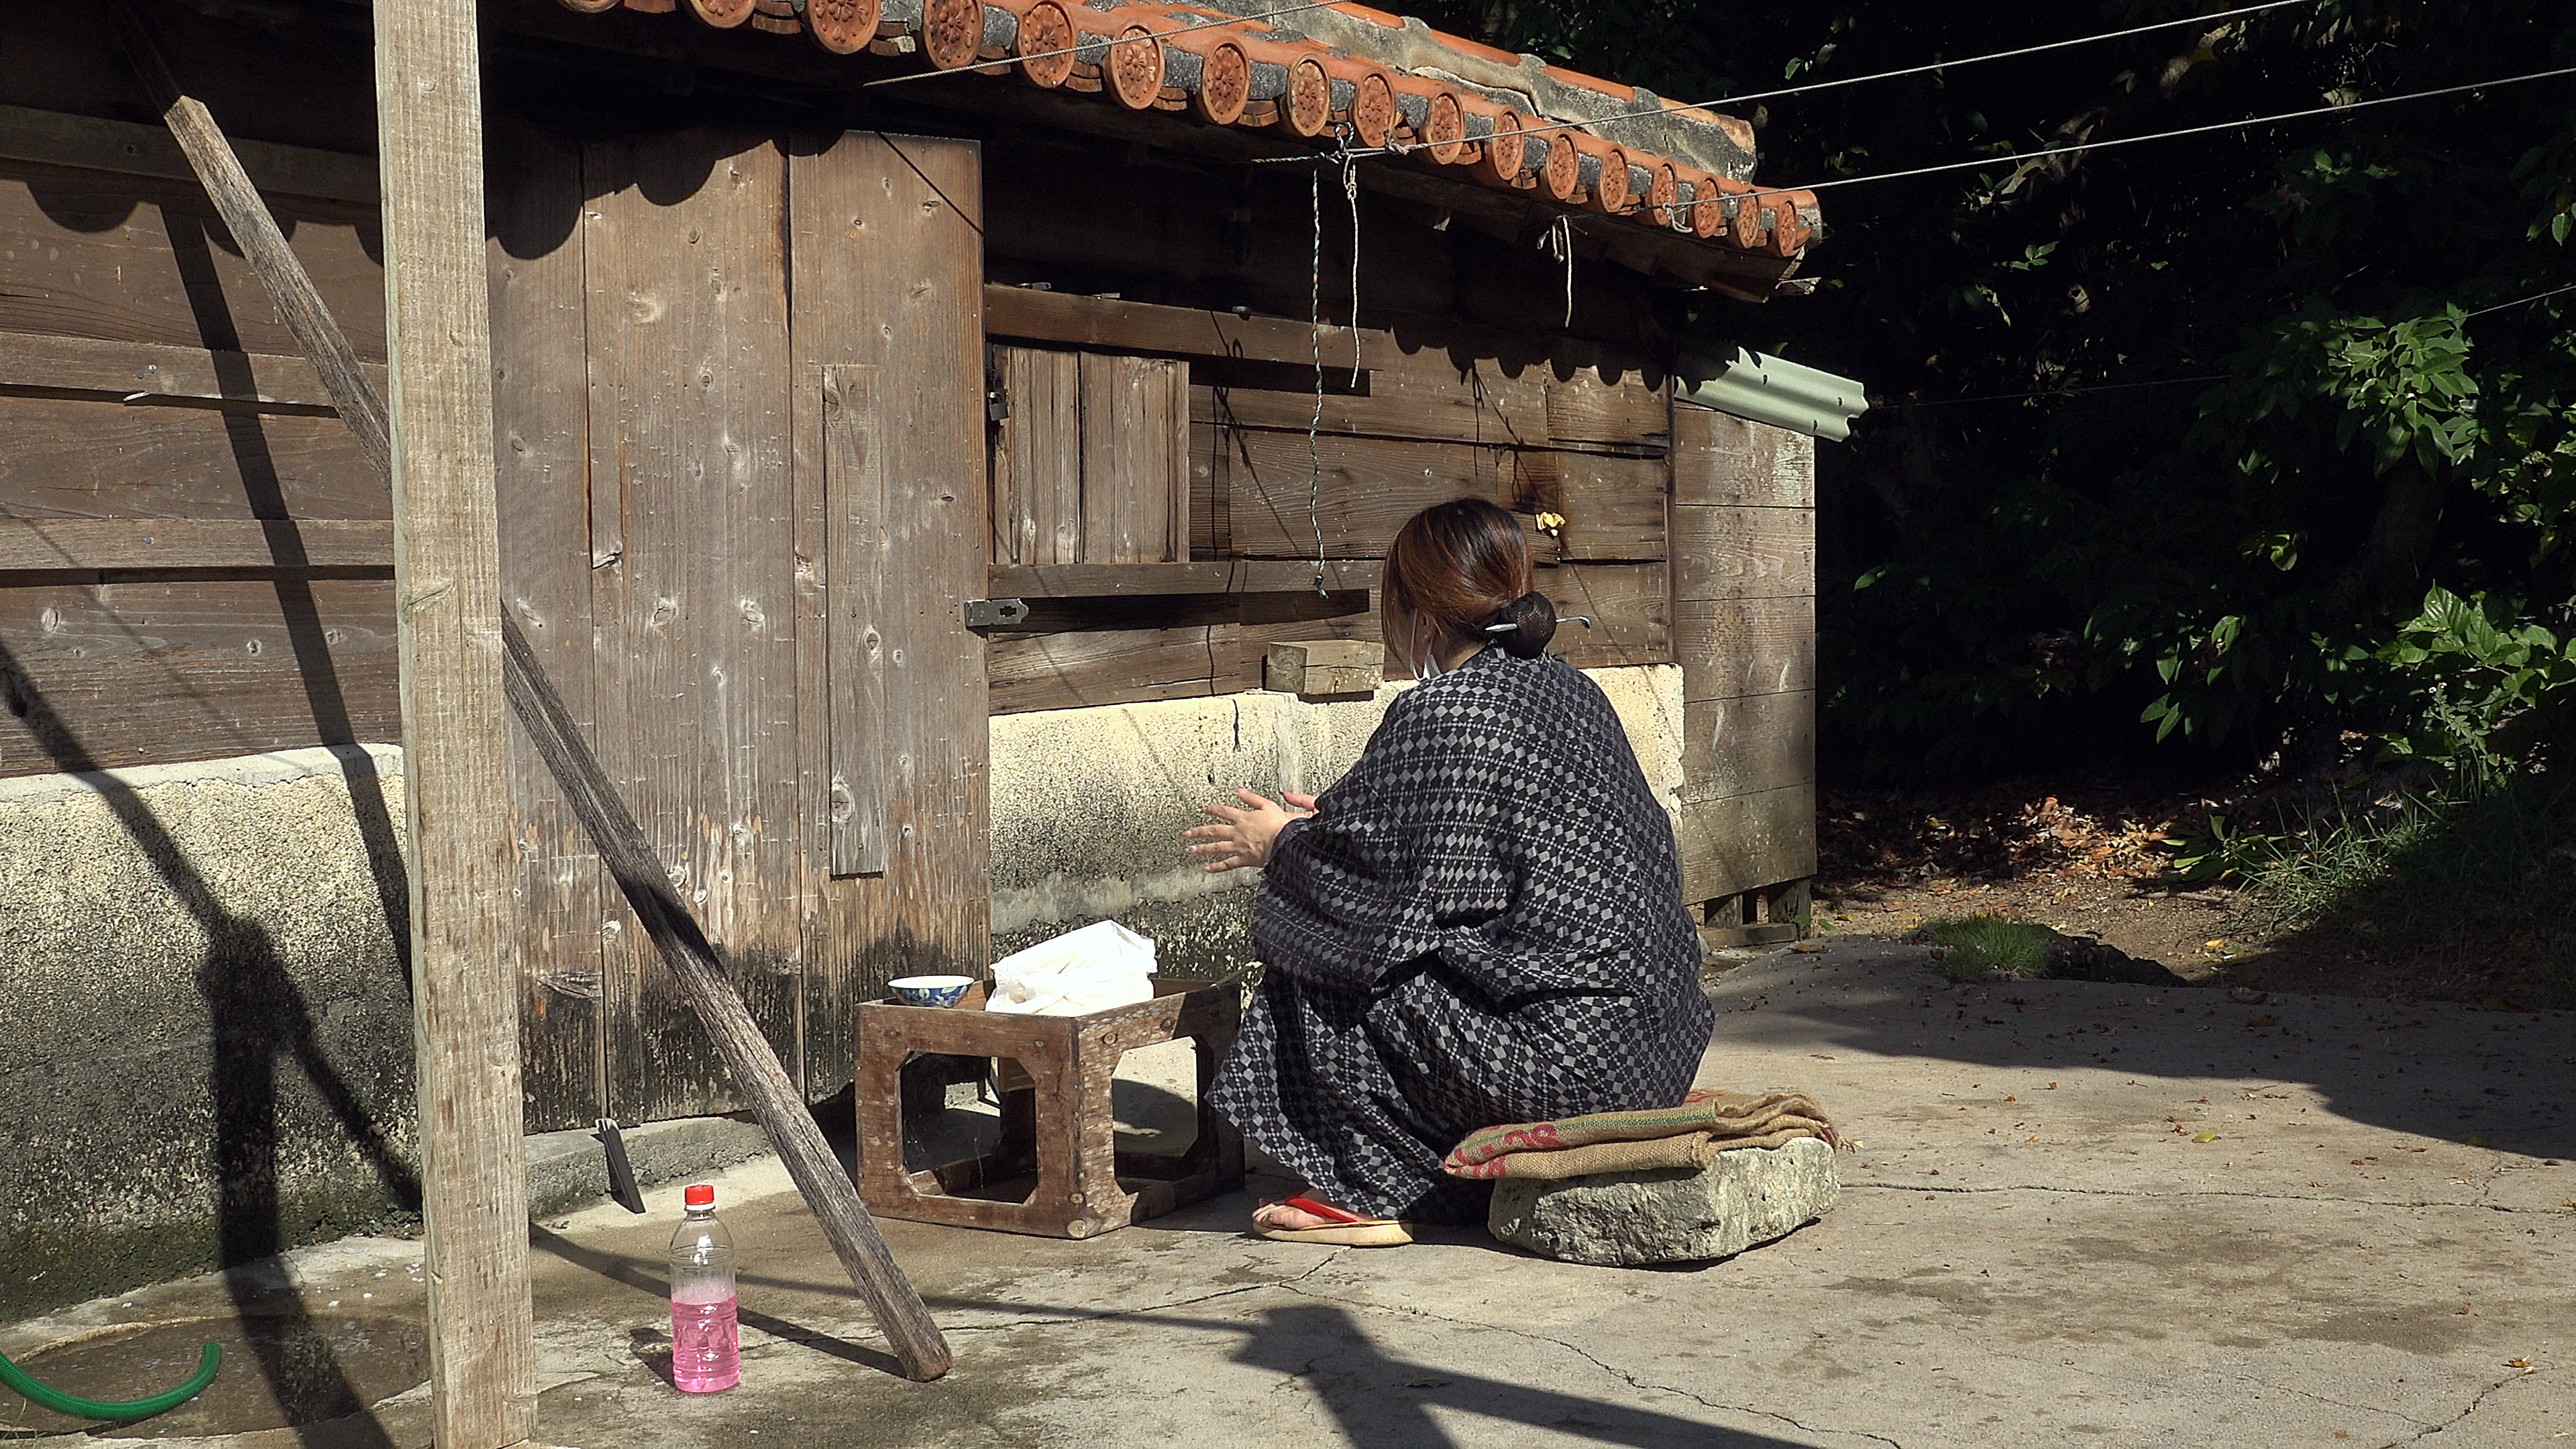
[5,940,2567,1446]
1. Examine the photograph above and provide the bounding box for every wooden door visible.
[787,131,993,1095]
[492,127,990,1128]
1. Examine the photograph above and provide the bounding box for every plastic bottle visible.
[667,1183,739,1393]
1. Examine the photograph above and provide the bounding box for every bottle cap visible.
[684,1184,714,1208]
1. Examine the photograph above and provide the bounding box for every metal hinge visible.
[963,598,1029,630]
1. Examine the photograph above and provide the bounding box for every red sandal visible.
[1251,1195,1413,1247]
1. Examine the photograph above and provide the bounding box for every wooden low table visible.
[855,977,1246,1239]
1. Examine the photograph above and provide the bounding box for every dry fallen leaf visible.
[2192,1132,2220,1143]
[1406,1376,1452,1389]
[1790,942,1824,955]
[2507,1359,2532,1370]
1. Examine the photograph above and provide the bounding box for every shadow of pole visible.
[0,638,407,1448]
[912,1293,1817,1447]
[526,1224,904,1379]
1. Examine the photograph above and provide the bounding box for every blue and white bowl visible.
[888,974,976,1009]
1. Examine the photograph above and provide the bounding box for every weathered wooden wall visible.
[979,288,1676,715]
[1670,404,1819,909]
[0,0,1820,1134]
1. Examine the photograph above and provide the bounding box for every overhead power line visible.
[1713,64,2576,205]
[1357,0,2322,156]
[2464,282,2576,319]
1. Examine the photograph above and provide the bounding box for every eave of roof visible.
[554,0,1824,270]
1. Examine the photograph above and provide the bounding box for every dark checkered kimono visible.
[1209,647,1713,1223]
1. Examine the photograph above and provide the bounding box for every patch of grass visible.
[2241,775,2576,1006]
[1921,914,2055,981]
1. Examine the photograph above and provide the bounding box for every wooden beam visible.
[989,559,1380,598]
[360,0,537,1440]
[985,284,1375,372]
[111,4,955,1393]
[0,517,393,572]
[0,101,380,206]
[0,331,379,411]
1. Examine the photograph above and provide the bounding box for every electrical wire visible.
[1699,64,2576,207]
[1872,281,2576,409]
[861,0,1343,87]
[1342,0,2320,157]
[2464,281,2576,319]
[1880,374,2230,409]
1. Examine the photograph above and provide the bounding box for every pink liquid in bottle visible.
[669,1184,741,1393]
[669,1283,741,1393]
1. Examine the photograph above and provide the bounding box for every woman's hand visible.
[1183,788,1317,873]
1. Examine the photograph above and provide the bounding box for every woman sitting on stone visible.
[1183,498,1713,1245]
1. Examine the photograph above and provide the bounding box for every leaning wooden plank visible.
[0,102,379,205]
[0,517,392,572]
[110,5,390,486]
[502,615,955,1383]
[0,330,381,411]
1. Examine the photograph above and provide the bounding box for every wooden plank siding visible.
[0,131,395,783]
[788,130,993,1097]
[488,117,604,1131]
[579,129,803,1123]
[992,286,1679,714]
[1669,405,1819,906]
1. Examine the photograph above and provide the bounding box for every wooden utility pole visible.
[368,2,539,1442]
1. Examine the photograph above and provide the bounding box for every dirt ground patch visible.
[1811,780,2567,1008]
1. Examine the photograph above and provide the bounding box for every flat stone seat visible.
[1487,1136,1841,1266]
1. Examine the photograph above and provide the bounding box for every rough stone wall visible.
[0,746,419,1320]
[990,665,1688,975]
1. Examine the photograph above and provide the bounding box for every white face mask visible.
[1412,616,1444,682]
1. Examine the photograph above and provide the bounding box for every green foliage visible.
[1921,915,2055,980]
[2163,813,2294,883]
[2231,777,2576,1004]
[1415,0,2576,782]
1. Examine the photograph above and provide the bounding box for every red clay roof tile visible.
[555,0,1820,264]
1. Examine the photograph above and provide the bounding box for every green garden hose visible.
[0,1340,220,1422]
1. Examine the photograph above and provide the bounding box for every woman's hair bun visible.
[1495,590,1558,658]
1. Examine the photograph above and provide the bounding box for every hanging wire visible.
[1669,63,2576,212]
[1540,215,1575,328]
[861,0,1344,87]
[2463,281,2576,320]
[1331,0,2320,158]
[1307,159,1328,595]
[1341,146,1363,385]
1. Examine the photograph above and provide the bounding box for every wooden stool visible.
[855,978,1245,1238]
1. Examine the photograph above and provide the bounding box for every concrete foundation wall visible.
[989,666,1688,974]
[0,667,1684,1318]
[0,746,418,1319]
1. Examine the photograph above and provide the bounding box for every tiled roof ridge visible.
[566,0,1824,262]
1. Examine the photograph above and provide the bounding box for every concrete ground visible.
[5,941,2569,1447]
